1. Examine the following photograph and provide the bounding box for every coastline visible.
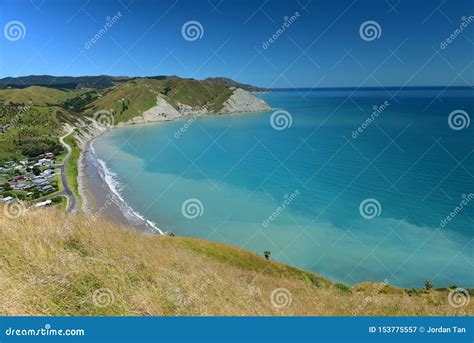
[75,94,271,236]
[78,130,164,235]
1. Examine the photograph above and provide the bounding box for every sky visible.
[1,0,473,88]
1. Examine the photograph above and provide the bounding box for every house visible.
[12,175,26,182]
[39,185,54,193]
[42,169,54,177]
[32,178,48,186]
[38,158,53,166]
[34,199,52,208]
[0,167,12,174]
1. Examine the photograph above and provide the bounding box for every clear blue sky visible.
[1,0,473,88]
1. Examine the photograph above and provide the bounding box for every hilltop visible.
[0,209,471,316]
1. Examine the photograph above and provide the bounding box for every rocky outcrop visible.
[116,87,270,126]
[218,88,271,114]
[119,96,182,126]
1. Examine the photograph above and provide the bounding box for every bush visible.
[424,280,433,290]
[335,283,352,294]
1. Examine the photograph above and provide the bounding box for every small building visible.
[42,169,54,176]
[45,152,54,159]
[19,159,30,166]
[1,196,14,203]
[12,175,27,182]
[32,178,48,186]
[34,199,52,208]
[38,159,53,166]
[4,161,15,167]
[39,185,54,193]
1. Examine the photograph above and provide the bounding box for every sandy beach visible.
[78,136,158,234]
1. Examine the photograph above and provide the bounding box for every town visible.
[0,151,64,210]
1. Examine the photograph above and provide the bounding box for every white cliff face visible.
[119,96,182,126]
[117,87,270,126]
[219,88,271,114]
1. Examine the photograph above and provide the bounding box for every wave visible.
[89,141,164,235]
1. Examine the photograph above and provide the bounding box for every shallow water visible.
[92,87,474,287]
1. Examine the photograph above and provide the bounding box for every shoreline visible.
[76,103,271,235]
[78,129,164,235]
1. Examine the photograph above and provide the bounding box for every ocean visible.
[91,87,474,288]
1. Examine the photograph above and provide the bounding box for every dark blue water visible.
[93,87,474,287]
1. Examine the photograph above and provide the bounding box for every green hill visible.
[84,78,236,123]
[0,86,79,106]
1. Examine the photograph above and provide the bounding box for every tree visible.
[264,250,271,260]
[32,166,41,176]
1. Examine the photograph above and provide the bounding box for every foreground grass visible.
[0,210,472,316]
[63,133,81,208]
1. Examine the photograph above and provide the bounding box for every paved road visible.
[58,129,77,213]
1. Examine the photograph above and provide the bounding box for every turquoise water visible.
[93,88,474,288]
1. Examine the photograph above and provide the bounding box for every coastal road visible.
[58,128,77,213]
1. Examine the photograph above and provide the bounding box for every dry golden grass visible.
[0,209,472,316]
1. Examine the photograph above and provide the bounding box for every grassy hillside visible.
[0,86,78,106]
[1,209,471,316]
[84,78,237,123]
